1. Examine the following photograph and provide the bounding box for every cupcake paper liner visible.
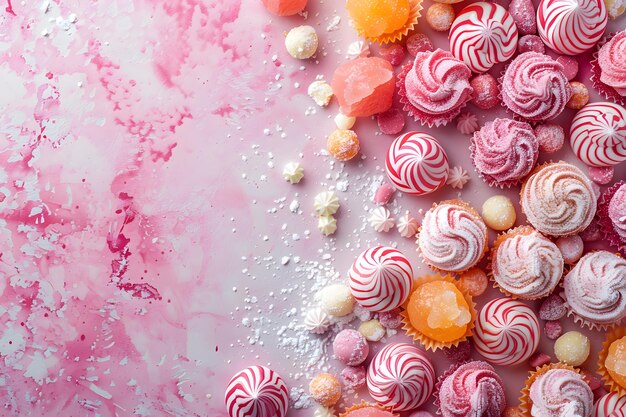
[354,0,423,45]
[590,32,626,107]
[598,327,626,398]
[597,180,626,255]
[400,273,476,352]
[339,401,399,417]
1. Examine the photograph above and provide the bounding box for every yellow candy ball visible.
[554,331,590,366]
[481,196,516,231]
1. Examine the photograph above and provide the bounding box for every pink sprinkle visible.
[340,365,366,390]
[406,33,433,57]
[539,294,567,321]
[581,370,602,391]
[555,235,584,264]
[378,309,402,329]
[555,56,579,81]
[442,341,471,363]
[544,320,563,340]
[508,0,537,35]
[374,182,395,205]
[518,35,546,54]
[529,352,551,368]
[588,166,614,185]
[470,74,499,110]
[379,43,406,66]
[580,218,602,242]
[534,124,564,153]
[377,108,405,135]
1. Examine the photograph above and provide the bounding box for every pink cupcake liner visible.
[598,180,626,255]
[590,32,626,107]
[469,136,529,189]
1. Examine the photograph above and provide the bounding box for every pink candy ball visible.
[377,108,405,135]
[470,74,499,110]
[518,35,546,54]
[379,43,406,67]
[544,320,563,340]
[555,56,579,81]
[539,294,567,321]
[340,365,366,390]
[333,329,369,366]
[555,235,584,264]
[374,182,395,205]
[588,166,614,185]
[534,124,564,153]
[406,33,433,57]
[378,309,402,329]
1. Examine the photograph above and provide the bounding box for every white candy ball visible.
[285,25,318,59]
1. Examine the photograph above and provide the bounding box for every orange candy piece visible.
[346,0,410,38]
[407,281,471,343]
[327,130,360,161]
[458,268,488,297]
[261,0,308,16]
[606,336,626,389]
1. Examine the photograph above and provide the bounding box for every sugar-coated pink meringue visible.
[501,52,572,122]
[599,31,626,95]
[563,251,626,328]
[529,369,593,417]
[471,118,539,188]
[609,184,626,240]
[437,361,506,417]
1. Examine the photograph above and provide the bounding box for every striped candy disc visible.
[225,366,289,417]
[595,392,626,417]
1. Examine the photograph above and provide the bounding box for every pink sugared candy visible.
[406,33,433,56]
[458,268,489,297]
[374,182,395,205]
[509,0,536,34]
[529,352,551,368]
[377,108,405,135]
[588,166,614,185]
[332,57,395,117]
[544,320,563,340]
[442,341,472,363]
[378,309,402,329]
[261,0,308,16]
[555,234,584,264]
[518,35,546,54]
[539,294,567,321]
[341,365,367,390]
[470,74,499,110]
[333,329,369,366]
[379,43,406,66]
[556,56,579,80]
[534,124,565,153]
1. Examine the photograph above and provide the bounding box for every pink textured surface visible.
[0,0,625,416]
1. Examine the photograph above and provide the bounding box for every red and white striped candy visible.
[537,0,607,55]
[225,366,289,417]
[348,246,413,312]
[367,343,435,411]
[386,132,449,195]
[474,298,540,366]
[570,102,626,167]
[596,392,626,417]
[449,2,518,73]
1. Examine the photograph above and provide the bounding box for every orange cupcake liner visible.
[354,0,423,45]
[339,401,399,417]
[598,326,626,397]
[400,273,476,352]
[416,199,489,274]
[519,362,586,417]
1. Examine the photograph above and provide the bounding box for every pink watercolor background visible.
[0,0,625,416]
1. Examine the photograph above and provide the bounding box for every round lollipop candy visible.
[225,366,289,417]
[473,298,540,366]
[596,392,626,417]
[386,132,449,195]
[349,246,414,312]
[537,0,607,55]
[449,2,518,73]
[570,102,626,167]
[367,343,435,411]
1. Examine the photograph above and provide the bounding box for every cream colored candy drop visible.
[285,25,318,59]
[358,319,385,342]
[554,331,590,366]
[319,284,354,317]
[482,195,516,231]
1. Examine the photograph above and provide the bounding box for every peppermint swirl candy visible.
[348,246,413,312]
[501,52,571,122]
[563,251,626,326]
[474,298,540,366]
[520,162,596,236]
[367,343,435,411]
[596,392,626,417]
[225,366,289,417]
[438,361,506,417]
[471,118,539,187]
[609,184,626,240]
[386,132,449,195]
[492,231,564,299]
[599,31,626,95]
[570,102,626,167]
[418,203,487,272]
[449,2,518,73]
[529,369,593,417]
[538,0,607,55]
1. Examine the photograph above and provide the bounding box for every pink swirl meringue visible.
[449,2,519,73]
[609,184,626,241]
[470,118,539,188]
[529,368,593,417]
[501,52,572,122]
[537,0,608,56]
[520,162,596,237]
[418,201,487,272]
[437,361,506,417]
[457,112,480,135]
[398,48,474,127]
[599,181,626,253]
[491,229,564,299]
[599,31,626,95]
[563,250,626,328]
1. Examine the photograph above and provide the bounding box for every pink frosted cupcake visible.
[599,181,626,254]
[563,251,626,329]
[398,48,474,127]
[501,52,572,122]
[470,118,539,188]
[435,361,506,417]
[592,31,626,106]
